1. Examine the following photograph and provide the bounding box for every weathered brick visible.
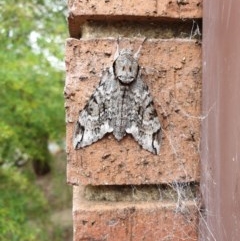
[157,0,202,18]
[65,38,201,185]
[68,0,202,37]
[68,0,202,18]
[69,0,157,17]
[73,186,198,241]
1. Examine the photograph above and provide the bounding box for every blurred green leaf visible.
[0,0,67,164]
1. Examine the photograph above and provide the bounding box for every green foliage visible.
[0,0,68,238]
[0,167,49,241]
[0,0,67,164]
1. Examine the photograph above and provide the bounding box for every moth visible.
[73,39,161,154]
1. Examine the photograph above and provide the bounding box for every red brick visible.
[69,0,157,17]
[68,0,202,18]
[65,38,201,185]
[68,0,202,37]
[73,187,198,241]
[157,0,202,18]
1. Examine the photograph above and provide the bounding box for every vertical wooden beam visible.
[201,0,240,240]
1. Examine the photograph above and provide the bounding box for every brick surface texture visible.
[73,187,198,241]
[68,0,202,18]
[68,0,202,37]
[65,38,201,185]
[65,0,202,240]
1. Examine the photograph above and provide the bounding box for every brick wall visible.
[65,1,202,240]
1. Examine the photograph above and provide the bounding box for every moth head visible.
[114,49,139,85]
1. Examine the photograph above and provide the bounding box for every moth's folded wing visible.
[126,79,161,154]
[73,69,114,149]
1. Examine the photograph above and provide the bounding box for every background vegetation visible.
[0,0,71,240]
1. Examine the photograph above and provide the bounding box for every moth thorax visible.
[114,53,139,85]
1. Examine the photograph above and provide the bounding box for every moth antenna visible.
[114,37,120,61]
[134,37,147,60]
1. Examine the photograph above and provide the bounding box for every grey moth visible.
[73,39,161,154]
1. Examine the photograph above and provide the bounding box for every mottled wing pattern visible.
[74,47,162,155]
[125,72,161,154]
[73,68,115,149]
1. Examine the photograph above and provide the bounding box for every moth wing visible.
[73,69,115,149]
[126,75,161,154]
